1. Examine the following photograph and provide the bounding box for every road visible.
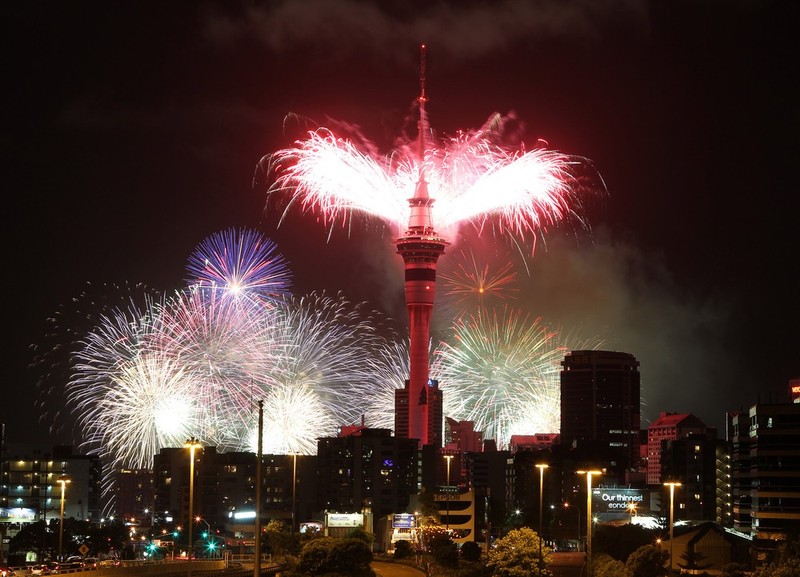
[372,560,426,577]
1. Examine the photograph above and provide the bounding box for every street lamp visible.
[291,453,298,533]
[196,516,212,558]
[185,437,202,576]
[577,469,602,577]
[443,454,454,530]
[564,502,580,550]
[57,475,70,561]
[664,481,682,576]
[535,464,549,575]
[196,515,210,535]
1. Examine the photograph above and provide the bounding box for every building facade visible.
[646,412,713,485]
[727,402,800,552]
[560,350,641,470]
[395,379,443,448]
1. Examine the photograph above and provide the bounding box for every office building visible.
[316,428,418,546]
[560,350,641,470]
[647,412,713,485]
[395,379,443,448]
[727,400,800,549]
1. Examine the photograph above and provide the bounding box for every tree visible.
[265,519,300,558]
[416,487,442,526]
[752,539,800,577]
[393,540,412,559]
[9,520,51,559]
[345,527,374,547]
[296,536,373,577]
[425,527,458,568]
[625,544,668,577]
[594,523,659,562]
[461,541,482,562]
[487,527,552,577]
[593,553,626,577]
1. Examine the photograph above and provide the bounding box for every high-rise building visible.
[727,400,800,548]
[113,468,153,523]
[646,412,713,485]
[560,350,641,469]
[1,444,101,524]
[394,46,448,448]
[316,428,417,546]
[660,434,724,522]
[394,379,443,448]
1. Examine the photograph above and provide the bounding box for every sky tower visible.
[394,44,448,447]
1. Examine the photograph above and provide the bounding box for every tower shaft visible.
[396,204,447,446]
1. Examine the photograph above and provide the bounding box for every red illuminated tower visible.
[394,45,448,447]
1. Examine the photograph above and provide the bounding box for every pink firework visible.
[264,112,595,239]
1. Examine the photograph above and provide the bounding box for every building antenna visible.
[417,44,428,174]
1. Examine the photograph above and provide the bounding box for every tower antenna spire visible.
[417,43,428,167]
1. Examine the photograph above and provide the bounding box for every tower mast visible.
[395,44,448,447]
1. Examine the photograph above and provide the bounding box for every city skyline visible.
[6,1,798,445]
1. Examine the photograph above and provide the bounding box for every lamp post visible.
[443,454,454,530]
[664,481,682,576]
[577,470,602,577]
[564,502,580,550]
[185,437,202,577]
[57,475,70,561]
[196,516,211,558]
[291,453,297,533]
[535,464,549,575]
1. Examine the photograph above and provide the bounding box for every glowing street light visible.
[57,475,70,561]
[577,469,602,577]
[185,437,202,577]
[443,454,454,530]
[627,502,637,524]
[564,501,580,549]
[535,464,549,575]
[196,515,210,536]
[664,481,682,576]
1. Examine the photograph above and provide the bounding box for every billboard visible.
[392,514,416,528]
[0,507,36,523]
[592,488,644,513]
[326,513,364,528]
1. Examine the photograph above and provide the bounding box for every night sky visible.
[5,1,798,445]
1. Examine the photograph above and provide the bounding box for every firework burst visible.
[438,248,519,318]
[186,227,292,303]
[433,305,567,449]
[263,112,598,240]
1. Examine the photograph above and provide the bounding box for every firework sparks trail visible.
[186,227,292,303]
[31,282,160,438]
[146,285,283,451]
[258,291,397,451]
[362,338,411,431]
[432,305,568,449]
[264,112,597,241]
[438,249,519,317]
